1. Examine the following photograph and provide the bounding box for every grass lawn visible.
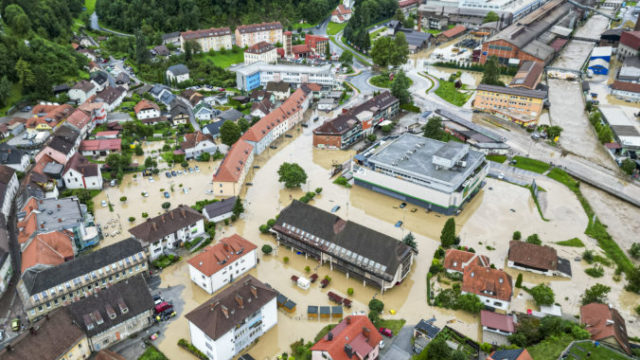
[138,345,169,360]
[327,22,347,35]
[556,238,585,247]
[375,319,406,337]
[293,22,317,30]
[370,27,386,41]
[329,37,372,67]
[434,81,471,107]
[567,342,630,360]
[527,334,574,360]
[547,167,579,191]
[84,0,97,14]
[486,154,507,163]
[370,74,413,88]
[510,156,551,174]
[314,324,338,342]
[201,51,244,69]
[0,83,22,116]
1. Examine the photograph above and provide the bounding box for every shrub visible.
[315,187,323,194]
[181,161,189,168]
[262,244,273,254]
[267,219,276,227]
[162,202,171,209]
[528,284,555,306]
[347,288,354,296]
[582,250,594,263]
[324,275,332,282]
[304,266,311,273]
[142,212,148,218]
[434,247,445,259]
[585,266,605,278]
[259,224,270,233]
[128,216,135,222]
[513,231,521,240]
[515,273,523,288]
[120,196,127,202]
[368,299,384,313]
[630,243,640,259]
[526,234,541,245]
[333,176,351,187]
[283,256,289,264]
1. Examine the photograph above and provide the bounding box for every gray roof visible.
[399,29,431,47]
[435,109,506,143]
[203,197,236,219]
[266,81,291,92]
[129,205,205,244]
[477,84,547,99]
[489,349,528,360]
[34,197,84,233]
[168,64,189,76]
[273,200,412,280]
[415,319,441,338]
[203,121,224,136]
[149,84,170,97]
[162,31,181,40]
[219,109,243,121]
[67,275,153,337]
[21,238,143,296]
[0,217,10,266]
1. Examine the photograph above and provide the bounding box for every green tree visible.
[390,32,409,66]
[232,197,244,217]
[526,233,541,245]
[0,76,11,107]
[528,284,555,306]
[621,158,636,175]
[626,266,640,293]
[325,41,332,59]
[238,118,250,132]
[440,218,456,248]
[421,336,451,359]
[481,56,503,86]
[393,8,405,21]
[371,37,393,68]
[277,162,307,188]
[15,59,36,89]
[144,157,157,169]
[105,153,132,177]
[423,116,445,140]
[581,283,611,305]
[456,293,483,313]
[597,126,613,143]
[630,243,640,259]
[135,29,150,65]
[483,11,499,23]
[262,244,273,254]
[515,273,523,288]
[4,4,31,34]
[546,125,563,139]
[368,298,384,313]
[403,232,417,250]
[513,231,522,240]
[391,70,411,104]
[339,51,353,66]
[220,120,242,146]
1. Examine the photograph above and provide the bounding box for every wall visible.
[89,309,153,351]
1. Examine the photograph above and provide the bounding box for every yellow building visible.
[473,84,546,125]
[212,140,255,197]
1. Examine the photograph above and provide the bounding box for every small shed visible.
[284,300,297,313]
[320,306,331,319]
[277,293,287,308]
[588,58,609,75]
[331,306,343,319]
[297,277,310,290]
[308,306,318,319]
[590,46,612,62]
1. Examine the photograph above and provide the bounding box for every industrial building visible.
[353,134,488,215]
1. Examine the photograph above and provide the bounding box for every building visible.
[590,46,613,62]
[617,56,640,83]
[580,303,631,355]
[134,100,161,120]
[185,275,277,360]
[91,72,109,92]
[272,200,414,292]
[617,31,640,61]
[63,153,103,190]
[67,275,154,351]
[17,238,147,321]
[353,134,488,215]
[588,58,609,75]
[461,265,512,311]
[181,131,218,160]
[194,103,217,121]
[94,86,127,112]
[0,309,91,360]
[443,249,490,274]
[20,231,75,273]
[233,62,336,91]
[212,140,255,197]
[436,109,510,155]
[170,101,190,125]
[435,24,467,43]
[317,98,337,111]
[0,165,19,220]
[129,205,206,259]
[311,315,382,360]
[399,29,431,53]
[479,0,570,64]
[0,144,29,172]
[202,197,237,222]
[265,81,291,101]
[0,218,13,299]
[79,138,122,157]
[180,27,232,52]
[167,64,190,83]
[487,349,533,360]
[217,108,244,122]
[244,41,278,64]
[250,98,275,118]
[331,4,353,23]
[600,28,623,47]
[305,34,329,55]
[235,22,283,48]
[481,310,515,346]
[473,84,546,125]
[599,105,640,154]
[203,121,225,138]
[509,61,544,89]
[187,234,257,294]
[65,109,93,138]
[35,125,80,165]
[507,241,572,277]
[69,80,97,104]
[611,81,640,102]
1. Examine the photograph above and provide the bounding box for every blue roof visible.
[490,349,526,360]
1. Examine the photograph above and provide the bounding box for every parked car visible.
[101,200,108,207]
[395,221,403,228]
[379,340,385,349]
[142,191,149,197]
[154,302,173,314]
[379,327,393,337]
[152,295,162,305]
[110,179,117,186]
[164,192,170,198]
[195,166,200,173]
[165,172,172,178]
[331,205,340,213]
[399,202,407,208]
[171,170,177,176]
[11,318,20,332]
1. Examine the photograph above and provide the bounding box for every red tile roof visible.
[65,109,91,131]
[311,316,382,360]
[462,265,512,302]
[213,140,254,183]
[64,153,100,177]
[236,22,282,34]
[79,139,122,152]
[292,44,311,54]
[399,0,419,8]
[580,303,631,354]
[181,27,231,40]
[187,234,257,276]
[480,310,514,333]
[332,4,352,15]
[21,231,75,272]
[134,99,160,114]
[181,131,214,150]
[620,31,640,50]
[508,241,558,271]
[441,25,467,39]
[612,80,640,93]
[242,88,307,142]
[443,249,490,272]
[246,41,275,54]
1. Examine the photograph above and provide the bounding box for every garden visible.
[434,80,472,107]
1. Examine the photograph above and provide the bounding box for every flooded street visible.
[552,40,594,70]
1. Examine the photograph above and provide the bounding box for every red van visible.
[155,302,173,314]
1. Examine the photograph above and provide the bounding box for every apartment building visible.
[473,84,546,125]
[235,22,283,48]
[0,165,19,220]
[212,140,255,197]
[180,27,233,52]
[244,41,278,64]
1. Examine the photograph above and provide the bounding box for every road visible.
[177,97,201,132]
[90,12,133,37]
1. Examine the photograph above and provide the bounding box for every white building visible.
[180,27,232,52]
[0,144,29,172]
[180,131,219,160]
[187,234,257,294]
[235,22,283,48]
[134,100,161,120]
[166,64,190,84]
[68,80,97,104]
[0,165,19,220]
[63,153,103,190]
[129,205,206,260]
[202,197,237,223]
[185,275,278,360]
[0,218,13,299]
[461,265,512,311]
[244,41,278,64]
[233,62,337,91]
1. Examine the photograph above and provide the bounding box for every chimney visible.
[180,209,186,218]
[362,327,370,340]
[210,301,220,312]
[250,285,258,299]
[223,242,229,252]
[346,316,352,325]
[170,211,175,220]
[235,295,244,308]
[152,223,158,231]
[327,331,333,341]
[344,344,353,358]
[221,305,229,319]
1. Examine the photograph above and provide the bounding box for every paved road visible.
[178,97,201,132]
[380,326,413,360]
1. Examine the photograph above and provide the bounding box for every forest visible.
[343,0,398,52]
[95,0,339,34]
[0,0,88,110]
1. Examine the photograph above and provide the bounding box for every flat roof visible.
[36,197,84,232]
[477,84,547,99]
[232,62,333,76]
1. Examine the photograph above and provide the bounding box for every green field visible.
[530,340,631,360]
[84,0,97,14]
[201,51,244,69]
[327,22,347,35]
[137,345,169,360]
[370,74,413,88]
[486,154,507,163]
[556,238,585,247]
[510,156,551,174]
[434,81,472,107]
[0,84,22,116]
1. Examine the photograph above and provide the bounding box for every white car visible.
[148,177,154,182]
[142,192,149,197]
[498,172,505,180]
[379,340,385,349]
[101,200,108,207]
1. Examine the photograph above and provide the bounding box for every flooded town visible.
[1,0,640,359]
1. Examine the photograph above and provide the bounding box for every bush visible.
[528,284,555,306]
[434,247,445,259]
[515,273,523,288]
[262,244,273,254]
[333,176,351,187]
[305,266,311,273]
[177,339,208,360]
[283,256,289,264]
[162,202,171,209]
[267,219,276,227]
[585,266,605,278]
[120,196,127,202]
[142,212,148,218]
[128,216,135,222]
[630,243,640,259]
[347,288,354,296]
[513,231,521,240]
[315,187,323,194]
[582,250,594,263]
[368,299,384,313]
[181,161,189,168]
[259,224,270,233]
[526,234,541,245]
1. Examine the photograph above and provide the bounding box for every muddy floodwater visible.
[94,119,640,359]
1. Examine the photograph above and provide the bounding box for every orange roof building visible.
[311,315,382,360]
[212,140,254,197]
[462,265,512,311]
[187,234,257,294]
[21,232,75,272]
[580,303,631,354]
[443,249,490,273]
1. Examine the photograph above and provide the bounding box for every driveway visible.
[380,326,413,360]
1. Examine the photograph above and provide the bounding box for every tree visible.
[626,266,640,293]
[262,244,273,255]
[513,231,522,240]
[440,218,456,248]
[581,283,611,305]
[0,76,11,107]
[422,337,451,360]
[339,51,353,67]
[197,152,210,161]
[15,59,36,89]
[515,273,523,288]
[528,284,555,306]
[621,158,636,175]
[277,162,307,188]
[403,232,417,250]
[232,197,244,217]
[105,153,131,177]
[597,126,613,143]
[546,125,563,139]
[456,293,483,313]
[184,40,201,62]
[481,56,503,86]
[371,37,393,68]
[325,41,332,59]
[238,118,250,132]
[508,316,542,347]
[483,11,499,23]
[135,29,150,65]
[368,298,384,313]
[391,70,411,104]
[4,4,31,34]
[220,120,242,146]
[390,32,409,66]
[423,116,445,140]
[393,8,405,21]
[144,157,157,169]
[526,233,541,245]
[162,202,171,209]
[630,243,640,259]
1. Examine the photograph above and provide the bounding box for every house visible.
[128,205,206,259]
[486,349,533,360]
[611,81,640,102]
[617,31,640,61]
[134,100,161,120]
[63,153,103,190]
[0,308,91,360]
[180,27,232,52]
[194,103,217,121]
[78,101,107,124]
[600,28,623,47]
[170,101,190,125]
[481,310,515,346]
[68,80,97,104]
[94,86,127,112]
[0,165,20,220]
[65,109,93,138]
[149,84,175,107]
[186,275,277,360]
[90,71,109,92]
[331,4,353,23]
[115,72,130,88]
[507,241,571,277]
[162,31,181,47]
[80,138,121,157]
[0,218,13,299]
[291,44,312,59]
[152,45,170,57]
[187,234,257,294]
[34,125,80,165]
[217,108,244,123]
[305,34,329,55]
[617,56,640,83]
[20,231,75,273]
[181,132,218,160]
[436,25,466,43]
[311,315,382,360]
[443,249,490,274]
[95,350,127,360]
[244,41,278,64]
[203,121,225,138]
[0,144,29,172]
[212,140,255,197]
[509,61,544,90]
[235,22,283,48]
[399,0,420,14]
[250,98,275,118]
[461,265,512,311]
[272,200,414,292]
[181,89,204,107]
[413,319,441,353]
[317,98,336,111]
[166,64,190,83]
[473,84,547,125]
[580,303,631,355]
[265,81,291,101]
[67,274,154,351]
[202,197,237,222]
[17,238,147,321]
